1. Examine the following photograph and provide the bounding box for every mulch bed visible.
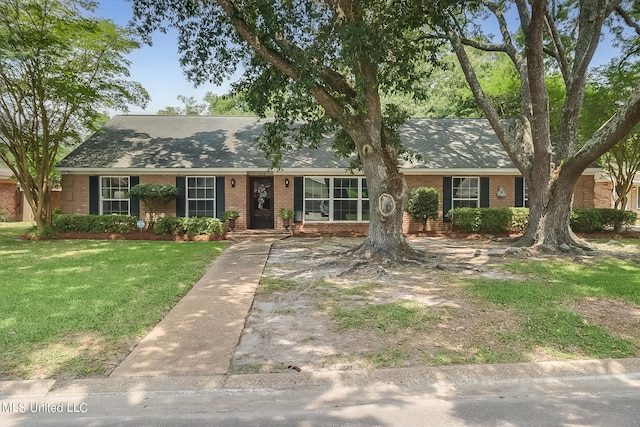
[21,229,638,241]
[25,231,227,241]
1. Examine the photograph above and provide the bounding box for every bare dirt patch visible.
[573,298,640,342]
[231,237,640,374]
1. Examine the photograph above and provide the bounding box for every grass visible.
[592,238,640,246]
[331,301,439,332]
[0,225,227,379]
[257,277,299,295]
[468,257,640,360]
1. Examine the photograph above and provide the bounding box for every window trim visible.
[303,176,369,223]
[523,178,530,208]
[185,176,217,218]
[452,176,480,209]
[99,176,130,215]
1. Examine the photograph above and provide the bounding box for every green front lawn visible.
[469,256,640,361]
[0,225,227,379]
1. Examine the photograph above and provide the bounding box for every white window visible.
[100,176,130,215]
[452,177,479,208]
[523,178,529,208]
[304,177,369,222]
[187,176,216,217]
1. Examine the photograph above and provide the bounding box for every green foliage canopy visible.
[0,0,149,229]
[131,0,461,166]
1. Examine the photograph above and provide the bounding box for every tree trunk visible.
[347,126,415,263]
[356,157,413,263]
[516,170,590,253]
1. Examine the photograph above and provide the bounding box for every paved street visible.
[2,361,640,426]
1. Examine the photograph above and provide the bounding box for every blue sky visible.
[96,0,231,114]
[96,1,618,116]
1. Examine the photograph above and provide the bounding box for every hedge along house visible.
[57,115,605,234]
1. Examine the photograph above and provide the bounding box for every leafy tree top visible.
[0,0,149,229]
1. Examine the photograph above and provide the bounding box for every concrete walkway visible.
[110,236,282,378]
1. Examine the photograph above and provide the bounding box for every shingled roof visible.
[57,115,517,172]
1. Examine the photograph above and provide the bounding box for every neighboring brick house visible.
[0,168,30,222]
[56,115,603,233]
[0,168,59,222]
[594,172,640,219]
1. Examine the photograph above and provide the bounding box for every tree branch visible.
[544,8,570,81]
[614,5,640,35]
[215,0,347,120]
[448,29,533,171]
[572,85,640,173]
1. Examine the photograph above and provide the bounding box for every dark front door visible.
[250,177,274,229]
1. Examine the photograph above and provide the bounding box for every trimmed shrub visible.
[154,217,186,236]
[52,214,138,234]
[447,207,528,234]
[480,208,513,233]
[185,217,224,237]
[509,208,530,233]
[448,208,482,232]
[571,208,637,232]
[448,207,636,235]
[154,216,224,237]
[406,187,439,231]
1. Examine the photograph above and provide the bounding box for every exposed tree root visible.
[306,238,437,279]
[514,229,595,254]
[351,238,432,265]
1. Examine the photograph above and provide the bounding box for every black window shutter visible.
[442,177,452,222]
[176,176,186,217]
[293,177,303,223]
[89,176,99,215]
[129,176,140,217]
[480,177,490,208]
[216,177,225,219]
[515,176,524,207]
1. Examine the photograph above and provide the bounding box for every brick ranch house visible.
[57,115,610,234]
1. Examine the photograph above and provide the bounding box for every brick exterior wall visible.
[0,181,18,221]
[225,175,248,230]
[60,175,89,215]
[273,175,294,231]
[60,172,602,234]
[594,180,614,209]
[573,175,595,209]
[293,222,370,236]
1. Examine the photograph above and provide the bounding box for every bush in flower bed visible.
[52,214,138,234]
[447,207,518,234]
[571,208,637,232]
[154,216,224,237]
[448,207,636,235]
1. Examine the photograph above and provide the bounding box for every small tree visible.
[0,0,149,231]
[406,187,439,232]
[129,184,178,229]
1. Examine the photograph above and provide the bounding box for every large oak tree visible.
[445,0,640,252]
[0,0,149,230]
[131,0,461,262]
